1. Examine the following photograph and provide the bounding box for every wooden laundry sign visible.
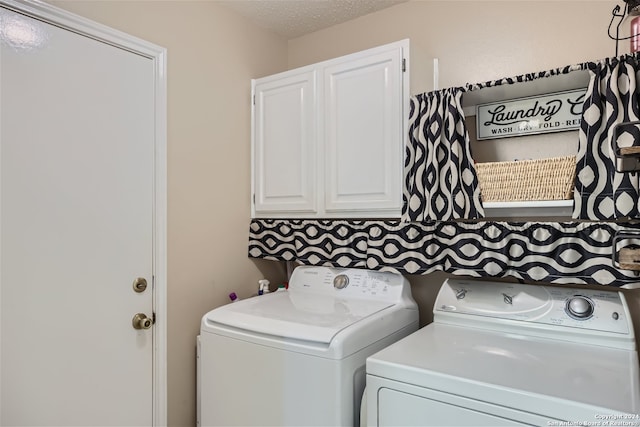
[476,89,586,140]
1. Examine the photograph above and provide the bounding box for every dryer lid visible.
[367,323,640,417]
[203,291,394,344]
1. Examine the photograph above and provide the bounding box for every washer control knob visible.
[455,289,467,300]
[502,293,513,305]
[566,296,594,320]
[333,274,349,290]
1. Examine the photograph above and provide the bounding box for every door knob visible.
[132,313,153,330]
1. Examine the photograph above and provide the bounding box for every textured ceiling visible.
[217,0,408,39]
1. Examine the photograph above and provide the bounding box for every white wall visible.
[288,1,621,88]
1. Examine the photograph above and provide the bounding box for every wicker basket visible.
[475,155,576,202]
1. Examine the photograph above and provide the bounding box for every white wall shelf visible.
[482,200,574,218]
[462,68,587,220]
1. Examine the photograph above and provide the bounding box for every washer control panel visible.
[435,278,631,336]
[288,266,413,303]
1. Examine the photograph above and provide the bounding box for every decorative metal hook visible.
[608,4,628,57]
[608,1,640,56]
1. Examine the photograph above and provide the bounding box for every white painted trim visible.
[152,45,169,427]
[153,46,169,427]
[0,26,3,422]
[433,58,439,91]
[250,79,256,218]
[1,0,161,59]
[0,1,168,425]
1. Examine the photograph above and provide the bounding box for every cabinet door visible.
[324,48,404,217]
[253,71,317,216]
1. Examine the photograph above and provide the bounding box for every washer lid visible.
[204,291,393,344]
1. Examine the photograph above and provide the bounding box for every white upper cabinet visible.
[323,48,403,215]
[253,70,318,214]
[252,39,434,218]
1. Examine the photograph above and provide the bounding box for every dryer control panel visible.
[434,278,635,350]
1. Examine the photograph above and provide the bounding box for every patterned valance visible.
[249,219,640,288]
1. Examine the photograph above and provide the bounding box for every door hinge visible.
[253,193,255,204]
[402,58,406,72]
[152,312,156,325]
[253,94,255,105]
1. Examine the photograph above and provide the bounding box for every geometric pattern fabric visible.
[249,219,640,287]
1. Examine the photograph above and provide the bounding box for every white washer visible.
[199,266,418,427]
[366,278,640,426]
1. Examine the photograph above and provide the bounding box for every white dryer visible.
[199,266,418,427]
[366,278,640,426]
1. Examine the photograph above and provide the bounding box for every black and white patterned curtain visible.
[403,87,484,221]
[573,55,640,219]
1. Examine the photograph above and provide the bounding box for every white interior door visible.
[0,3,164,426]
